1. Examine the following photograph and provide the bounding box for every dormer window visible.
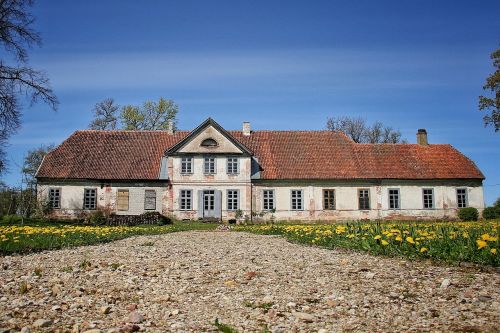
[201,138,218,148]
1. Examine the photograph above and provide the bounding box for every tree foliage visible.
[326,116,405,143]
[89,97,178,131]
[479,48,500,131]
[0,0,58,175]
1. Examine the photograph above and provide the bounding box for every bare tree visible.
[89,98,119,130]
[0,0,58,175]
[327,116,366,143]
[479,48,499,131]
[327,116,405,143]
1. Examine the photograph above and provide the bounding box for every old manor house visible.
[36,118,484,221]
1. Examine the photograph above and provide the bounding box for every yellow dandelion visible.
[491,248,497,254]
[374,235,382,240]
[476,239,488,250]
[406,237,415,244]
[381,240,389,246]
[420,247,428,253]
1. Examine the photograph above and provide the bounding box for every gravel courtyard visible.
[1,231,499,333]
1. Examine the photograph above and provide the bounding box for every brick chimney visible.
[417,129,428,145]
[242,121,251,136]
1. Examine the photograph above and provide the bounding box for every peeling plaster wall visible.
[252,183,485,221]
[37,181,168,218]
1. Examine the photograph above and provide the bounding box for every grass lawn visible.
[0,220,217,255]
[236,220,500,267]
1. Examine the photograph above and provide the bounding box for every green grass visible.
[235,220,500,267]
[214,318,239,333]
[0,220,217,255]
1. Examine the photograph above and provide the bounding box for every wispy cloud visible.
[32,48,463,92]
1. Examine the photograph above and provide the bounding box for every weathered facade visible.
[36,118,485,221]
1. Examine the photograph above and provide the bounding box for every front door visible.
[203,190,216,218]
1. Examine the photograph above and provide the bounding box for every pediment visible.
[166,118,252,155]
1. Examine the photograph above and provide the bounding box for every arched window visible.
[201,138,218,147]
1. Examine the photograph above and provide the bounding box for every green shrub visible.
[482,206,500,220]
[458,207,479,221]
[2,215,23,224]
[84,210,106,225]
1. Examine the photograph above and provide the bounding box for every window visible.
[423,188,434,209]
[83,188,97,210]
[201,138,218,147]
[388,189,400,209]
[48,188,61,209]
[291,190,303,210]
[144,190,156,210]
[358,189,370,210]
[323,190,335,210]
[457,188,468,208]
[181,157,193,174]
[180,190,192,210]
[117,189,129,211]
[227,157,239,174]
[263,190,275,210]
[204,156,216,174]
[227,190,239,210]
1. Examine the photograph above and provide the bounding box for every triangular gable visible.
[166,118,253,156]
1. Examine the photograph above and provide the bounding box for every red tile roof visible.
[36,130,484,181]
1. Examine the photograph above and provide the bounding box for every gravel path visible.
[1,231,499,333]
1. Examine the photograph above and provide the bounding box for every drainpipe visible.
[250,182,253,223]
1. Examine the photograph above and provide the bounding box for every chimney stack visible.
[167,119,175,135]
[417,129,428,145]
[242,121,251,136]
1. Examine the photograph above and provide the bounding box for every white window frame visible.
[423,188,434,209]
[323,189,335,210]
[180,189,192,210]
[456,188,468,208]
[226,157,239,175]
[263,189,275,211]
[291,190,303,211]
[227,189,239,210]
[358,189,370,210]
[388,188,400,210]
[48,187,61,209]
[203,156,216,174]
[83,188,97,210]
[180,157,193,174]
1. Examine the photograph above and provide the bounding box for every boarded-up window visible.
[144,190,156,210]
[117,189,129,211]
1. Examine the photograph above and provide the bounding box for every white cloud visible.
[32,48,455,92]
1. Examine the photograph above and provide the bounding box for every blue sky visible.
[3,0,500,204]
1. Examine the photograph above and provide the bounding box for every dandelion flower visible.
[374,235,382,240]
[491,249,497,254]
[381,240,389,246]
[420,247,428,253]
[476,239,487,250]
[406,237,415,244]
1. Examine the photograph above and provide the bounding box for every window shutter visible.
[214,190,222,218]
[236,189,240,210]
[197,190,204,219]
[144,190,156,210]
[117,190,129,211]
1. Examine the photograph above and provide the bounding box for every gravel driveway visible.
[1,231,499,333]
